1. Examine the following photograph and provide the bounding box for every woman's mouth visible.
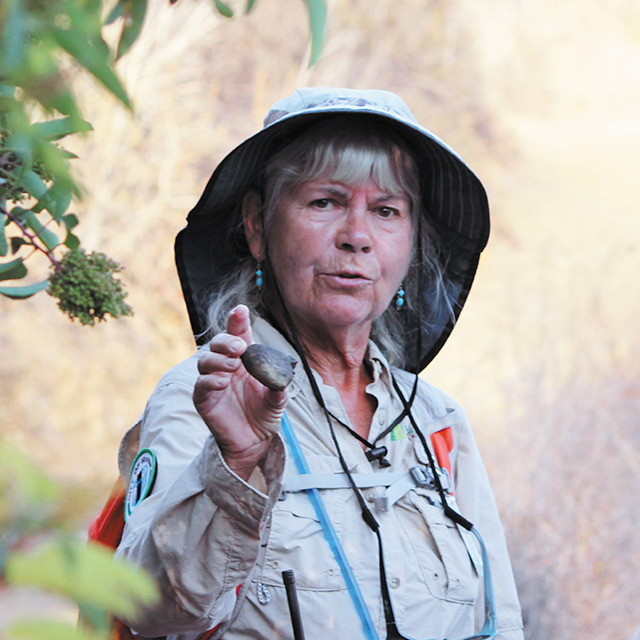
[321,271,372,287]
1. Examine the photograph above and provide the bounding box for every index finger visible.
[226,304,253,347]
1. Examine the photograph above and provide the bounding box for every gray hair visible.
[206,117,452,368]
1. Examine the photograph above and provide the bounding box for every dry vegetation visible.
[1,0,640,636]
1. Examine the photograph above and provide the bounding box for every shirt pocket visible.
[257,489,347,592]
[405,488,479,604]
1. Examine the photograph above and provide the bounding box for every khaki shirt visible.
[115,319,524,640]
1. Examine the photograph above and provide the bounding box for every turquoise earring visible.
[395,285,405,310]
[255,263,263,288]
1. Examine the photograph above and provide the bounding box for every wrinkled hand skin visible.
[193,305,287,481]
[241,344,297,391]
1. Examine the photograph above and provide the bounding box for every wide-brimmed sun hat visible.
[175,87,490,373]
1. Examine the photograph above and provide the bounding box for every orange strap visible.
[88,479,239,640]
[430,426,454,491]
[89,478,127,550]
[86,479,135,639]
[110,618,137,640]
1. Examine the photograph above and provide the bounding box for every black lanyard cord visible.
[337,374,419,448]
[320,372,419,468]
[260,220,473,637]
[391,374,473,532]
[271,278,411,635]
[270,277,379,528]
[323,405,405,637]
[267,253,430,636]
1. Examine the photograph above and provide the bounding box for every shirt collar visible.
[365,340,392,385]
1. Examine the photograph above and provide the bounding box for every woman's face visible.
[246,177,413,338]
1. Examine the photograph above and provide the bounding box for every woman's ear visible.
[243,191,266,261]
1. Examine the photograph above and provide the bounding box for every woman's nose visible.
[337,202,372,253]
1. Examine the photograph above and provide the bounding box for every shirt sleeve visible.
[453,408,524,640]
[114,377,286,637]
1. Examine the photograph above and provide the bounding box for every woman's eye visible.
[377,206,398,218]
[310,198,332,209]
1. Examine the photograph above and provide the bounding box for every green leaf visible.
[116,0,148,60]
[0,0,27,74]
[51,28,132,110]
[90,33,113,62]
[214,0,234,18]
[0,212,7,256]
[64,232,80,249]
[77,603,111,634]
[7,619,108,640]
[50,190,72,220]
[47,86,81,120]
[18,37,80,117]
[0,95,19,115]
[305,0,327,66]
[0,279,49,298]
[246,0,258,12]
[4,131,33,168]
[36,140,79,197]
[25,211,59,251]
[25,36,57,77]
[0,84,16,98]
[0,258,27,281]
[9,206,28,222]
[104,0,125,26]
[62,1,103,38]
[5,104,30,131]
[31,117,93,141]
[11,237,28,253]
[21,171,48,200]
[62,213,79,231]
[5,539,159,619]
[41,182,73,220]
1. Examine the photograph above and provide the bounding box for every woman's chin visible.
[296,301,384,335]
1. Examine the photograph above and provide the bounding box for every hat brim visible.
[175,107,489,372]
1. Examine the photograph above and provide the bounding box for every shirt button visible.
[327,568,336,577]
[390,577,400,588]
[433,572,440,580]
[270,561,279,569]
[378,413,385,425]
[366,493,375,503]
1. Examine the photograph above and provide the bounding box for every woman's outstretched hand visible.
[193,305,287,481]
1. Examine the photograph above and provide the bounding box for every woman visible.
[115,88,524,640]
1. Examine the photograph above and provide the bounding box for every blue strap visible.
[281,414,379,640]
[280,413,498,640]
[470,528,498,640]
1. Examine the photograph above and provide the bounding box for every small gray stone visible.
[241,343,297,391]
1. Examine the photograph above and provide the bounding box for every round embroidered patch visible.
[256,582,271,605]
[125,448,157,521]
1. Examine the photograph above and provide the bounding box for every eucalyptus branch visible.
[0,0,325,315]
[1,204,61,269]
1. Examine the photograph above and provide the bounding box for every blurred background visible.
[1,0,639,637]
